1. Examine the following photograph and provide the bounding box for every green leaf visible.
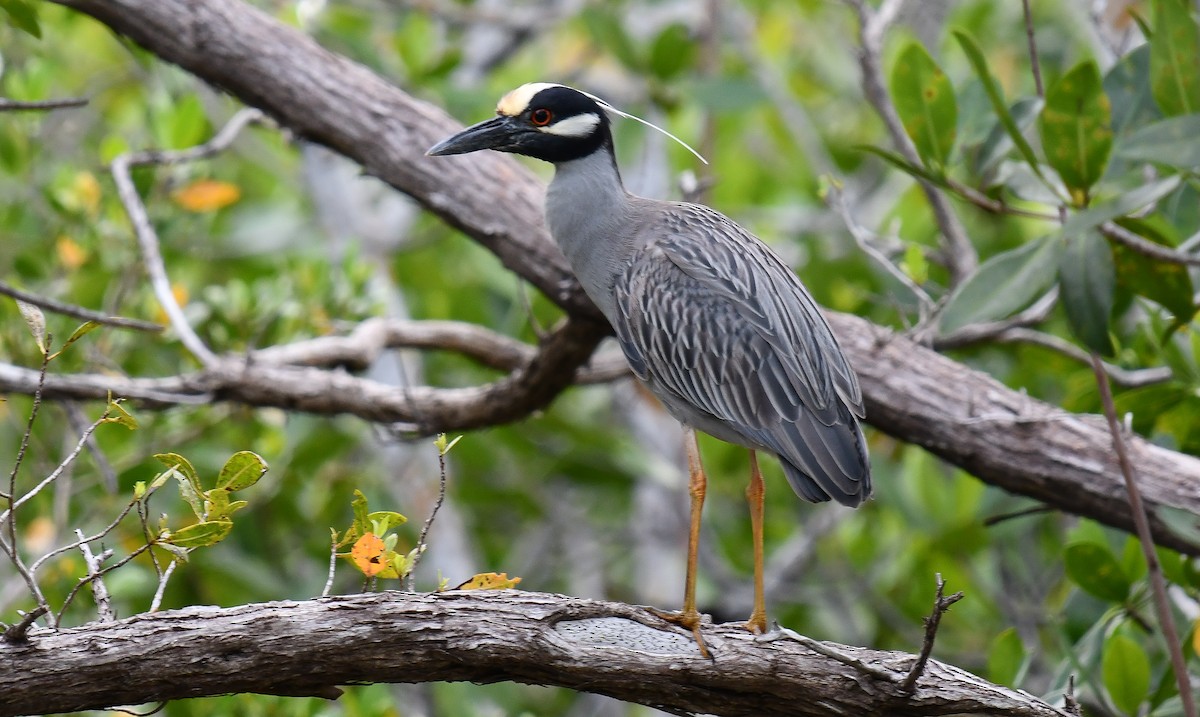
[987,627,1025,687]
[1102,633,1151,715]
[1062,176,1181,237]
[1104,45,1160,137]
[204,488,248,521]
[15,299,47,354]
[890,42,958,167]
[581,8,642,72]
[48,321,101,360]
[648,24,695,81]
[156,453,202,493]
[1039,61,1113,201]
[1156,506,1200,547]
[953,30,1047,183]
[1058,228,1116,356]
[367,510,407,532]
[1064,541,1132,602]
[1111,216,1196,323]
[1150,0,1200,116]
[855,145,947,186]
[101,398,138,430]
[938,234,1061,333]
[351,489,371,539]
[165,520,233,549]
[216,450,268,491]
[971,97,1041,181]
[1116,113,1200,170]
[167,94,210,150]
[0,0,42,38]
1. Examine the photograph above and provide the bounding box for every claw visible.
[650,606,711,658]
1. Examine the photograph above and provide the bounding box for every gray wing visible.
[613,203,870,506]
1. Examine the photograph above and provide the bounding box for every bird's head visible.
[426,83,611,164]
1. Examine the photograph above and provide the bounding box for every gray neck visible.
[545,149,639,322]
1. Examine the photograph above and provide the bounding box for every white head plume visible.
[578,89,709,166]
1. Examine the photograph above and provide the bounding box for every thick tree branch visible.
[0,590,1069,717]
[0,317,608,434]
[22,0,1200,555]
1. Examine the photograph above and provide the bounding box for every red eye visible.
[530,108,553,126]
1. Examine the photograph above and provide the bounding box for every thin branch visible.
[0,97,88,112]
[407,435,451,590]
[1102,221,1200,266]
[0,605,47,644]
[901,574,965,693]
[1089,353,1196,717]
[0,409,111,524]
[826,183,935,321]
[846,0,978,286]
[1021,0,1045,97]
[76,531,116,622]
[148,561,178,613]
[0,282,162,333]
[322,532,338,597]
[3,348,52,613]
[110,108,266,367]
[949,326,1173,389]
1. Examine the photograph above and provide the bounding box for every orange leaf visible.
[173,180,241,212]
[454,572,522,590]
[56,235,88,270]
[351,532,388,577]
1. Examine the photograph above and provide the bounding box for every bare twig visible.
[845,0,978,286]
[0,97,88,112]
[0,282,162,333]
[760,627,899,682]
[0,605,48,643]
[76,530,116,622]
[407,435,453,590]
[826,183,935,320]
[3,348,52,612]
[148,561,178,613]
[111,108,267,367]
[1102,221,1200,266]
[1089,353,1196,717]
[1064,675,1080,717]
[1021,0,1045,97]
[957,327,1172,389]
[56,542,155,625]
[901,574,965,693]
[0,409,112,524]
[322,532,338,597]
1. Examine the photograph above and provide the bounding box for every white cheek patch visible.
[538,112,602,137]
[497,82,562,116]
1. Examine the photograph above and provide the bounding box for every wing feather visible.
[613,203,870,506]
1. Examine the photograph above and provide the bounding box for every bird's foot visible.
[745,609,768,635]
[648,606,711,659]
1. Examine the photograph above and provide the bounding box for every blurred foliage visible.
[3,0,1200,716]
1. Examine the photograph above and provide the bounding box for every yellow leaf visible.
[351,532,388,577]
[73,171,101,216]
[1193,618,1200,658]
[173,179,241,212]
[56,235,88,270]
[454,572,522,590]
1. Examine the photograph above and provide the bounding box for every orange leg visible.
[745,450,768,634]
[651,427,710,657]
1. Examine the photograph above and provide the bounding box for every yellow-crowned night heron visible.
[428,83,871,652]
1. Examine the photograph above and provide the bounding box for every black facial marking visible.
[514,86,612,163]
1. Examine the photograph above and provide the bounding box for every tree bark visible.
[0,590,1069,717]
[24,0,1200,555]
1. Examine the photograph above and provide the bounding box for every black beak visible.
[426,116,521,157]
